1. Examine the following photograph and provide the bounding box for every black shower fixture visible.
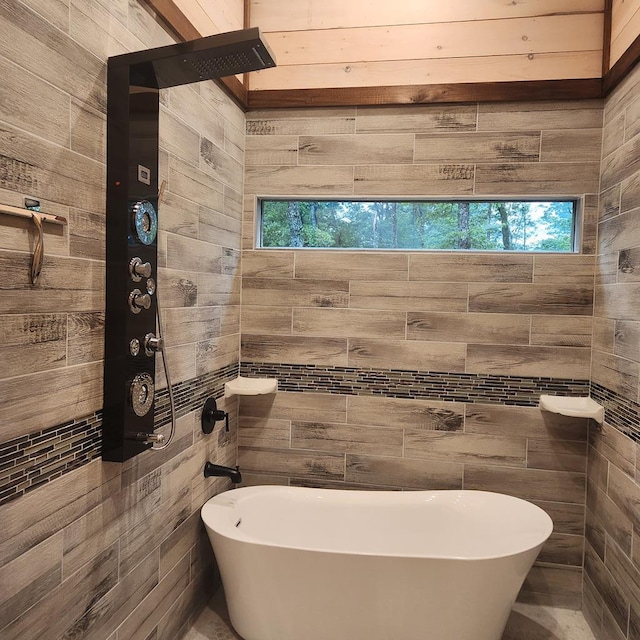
[102,29,275,462]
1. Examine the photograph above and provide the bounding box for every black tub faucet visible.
[203,461,242,483]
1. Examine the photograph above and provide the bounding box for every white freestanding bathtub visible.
[201,486,553,640]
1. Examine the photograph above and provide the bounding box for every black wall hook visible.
[201,396,229,434]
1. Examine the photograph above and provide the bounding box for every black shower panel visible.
[103,61,160,462]
[103,29,275,462]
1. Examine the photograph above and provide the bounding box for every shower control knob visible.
[129,257,152,282]
[128,289,151,313]
[144,333,163,356]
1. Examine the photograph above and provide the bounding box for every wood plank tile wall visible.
[583,60,640,640]
[0,0,243,637]
[241,100,604,608]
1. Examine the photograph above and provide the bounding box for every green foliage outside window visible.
[259,199,577,252]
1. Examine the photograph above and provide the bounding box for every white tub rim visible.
[201,485,553,562]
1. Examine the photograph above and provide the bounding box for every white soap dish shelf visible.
[539,395,604,424]
[225,376,278,398]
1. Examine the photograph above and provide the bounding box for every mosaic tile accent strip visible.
[240,362,589,406]
[0,362,239,506]
[591,382,640,441]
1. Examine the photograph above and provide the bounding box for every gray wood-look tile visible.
[599,183,622,221]
[243,277,349,308]
[0,362,103,441]
[168,156,225,212]
[71,99,107,162]
[241,306,292,335]
[157,269,198,308]
[602,112,626,159]
[240,391,347,424]
[533,255,595,285]
[194,334,238,377]
[345,453,463,490]
[293,307,406,339]
[292,422,404,457]
[0,122,104,213]
[601,134,640,191]
[159,107,200,167]
[294,251,408,281]
[354,164,474,195]
[242,334,348,366]
[0,313,67,377]
[0,0,105,110]
[591,350,640,400]
[348,337,466,371]
[533,500,585,536]
[67,312,104,365]
[239,446,345,480]
[246,115,356,136]
[245,165,354,196]
[0,532,63,630]
[590,422,636,478]
[62,550,159,640]
[245,135,298,166]
[350,281,468,312]
[581,193,599,255]
[158,192,199,239]
[2,543,122,640]
[477,101,603,132]
[200,137,244,193]
[166,234,222,274]
[407,311,530,344]
[162,307,221,346]
[520,564,583,609]
[587,481,633,557]
[415,131,540,163]
[527,439,587,472]
[465,403,589,440]
[117,555,191,640]
[592,317,615,354]
[607,464,640,531]
[537,533,584,566]
[355,104,478,133]
[540,129,603,162]
[170,85,224,148]
[238,416,291,449]
[530,316,593,347]
[299,134,414,165]
[469,283,593,315]
[584,542,629,633]
[69,208,106,261]
[614,320,640,363]
[0,251,104,314]
[466,343,591,379]
[464,465,586,504]
[475,162,600,195]
[242,251,294,278]
[197,273,240,307]
[0,54,70,148]
[347,395,464,431]
[404,430,526,467]
[409,253,533,282]
[155,343,196,387]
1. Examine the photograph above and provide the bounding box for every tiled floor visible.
[185,590,596,640]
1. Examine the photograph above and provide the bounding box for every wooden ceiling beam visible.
[246,79,603,110]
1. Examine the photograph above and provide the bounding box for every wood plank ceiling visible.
[146,0,640,109]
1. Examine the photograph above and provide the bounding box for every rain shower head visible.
[111,27,276,89]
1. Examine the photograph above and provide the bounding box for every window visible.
[258,199,578,252]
